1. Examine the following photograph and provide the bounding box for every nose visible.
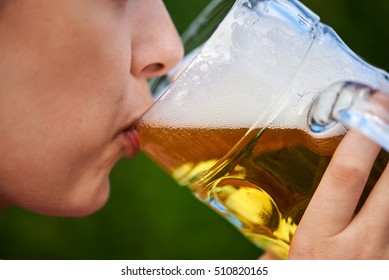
[130,1,184,79]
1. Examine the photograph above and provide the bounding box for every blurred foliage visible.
[1,0,389,259]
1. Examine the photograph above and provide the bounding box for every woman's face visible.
[0,0,183,216]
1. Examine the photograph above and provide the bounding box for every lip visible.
[121,126,141,158]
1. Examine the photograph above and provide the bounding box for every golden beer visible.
[138,123,388,259]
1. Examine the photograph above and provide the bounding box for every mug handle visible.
[309,81,389,151]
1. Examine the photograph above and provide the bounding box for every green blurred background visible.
[1,0,389,260]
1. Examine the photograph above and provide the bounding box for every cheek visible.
[34,25,132,142]
[0,28,132,216]
[0,83,120,216]
[0,0,143,217]
[2,0,134,147]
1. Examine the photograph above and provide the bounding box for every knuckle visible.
[327,161,368,187]
[288,230,323,259]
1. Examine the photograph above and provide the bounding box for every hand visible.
[288,129,389,259]
[258,251,280,260]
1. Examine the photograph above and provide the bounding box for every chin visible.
[62,194,110,218]
[24,179,111,218]
[60,179,111,218]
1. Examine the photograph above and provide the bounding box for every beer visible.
[138,123,388,259]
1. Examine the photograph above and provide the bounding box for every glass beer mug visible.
[136,0,389,259]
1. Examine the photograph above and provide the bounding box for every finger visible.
[258,251,280,260]
[298,129,381,237]
[352,159,389,239]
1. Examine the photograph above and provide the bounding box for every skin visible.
[0,0,183,216]
[0,0,388,259]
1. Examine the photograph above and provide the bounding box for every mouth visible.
[120,125,141,158]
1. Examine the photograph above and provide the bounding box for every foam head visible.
[141,0,389,138]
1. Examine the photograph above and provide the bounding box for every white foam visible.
[143,1,389,138]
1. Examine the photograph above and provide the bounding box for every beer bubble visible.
[174,89,189,102]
